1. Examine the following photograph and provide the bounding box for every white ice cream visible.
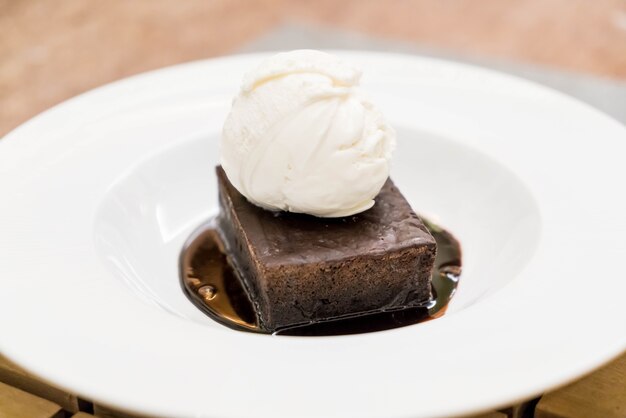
[220,50,396,217]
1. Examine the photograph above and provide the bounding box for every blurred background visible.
[2,0,626,137]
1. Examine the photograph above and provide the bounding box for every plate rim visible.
[1,50,625,418]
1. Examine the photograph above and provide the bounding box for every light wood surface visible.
[93,404,147,418]
[0,381,63,418]
[535,353,626,418]
[469,412,508,418]
[0,355,81,412]
[1,0,626,137]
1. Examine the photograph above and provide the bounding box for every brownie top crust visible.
[216,167,435,267]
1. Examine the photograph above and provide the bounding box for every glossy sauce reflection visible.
[180,217,461,336]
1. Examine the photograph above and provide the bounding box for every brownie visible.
[215,166,436,332]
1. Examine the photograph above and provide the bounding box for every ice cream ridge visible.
[221,49,396,217]
[215,50,437,332]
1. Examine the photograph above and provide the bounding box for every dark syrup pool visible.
[180,217,461,336]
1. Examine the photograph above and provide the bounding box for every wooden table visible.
[1,1,625,417]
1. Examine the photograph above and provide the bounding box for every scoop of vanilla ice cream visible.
[220,50,396,217]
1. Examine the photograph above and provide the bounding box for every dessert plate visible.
[1,51,625,418]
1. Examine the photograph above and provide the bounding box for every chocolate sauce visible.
[180,217,461,336]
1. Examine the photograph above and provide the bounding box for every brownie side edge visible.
[215,168,272,327]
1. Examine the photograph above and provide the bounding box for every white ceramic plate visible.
[1,52,625,418]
